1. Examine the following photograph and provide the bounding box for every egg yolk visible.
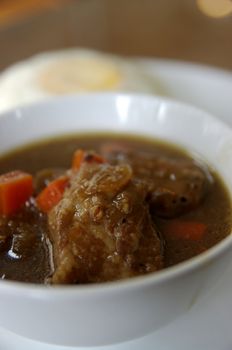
[38,57,121,93]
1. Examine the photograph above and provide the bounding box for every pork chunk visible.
[102,147,212,218]
[48,163,163,284]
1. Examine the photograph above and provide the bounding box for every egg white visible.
[0,48,160,112]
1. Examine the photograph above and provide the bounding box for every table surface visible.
[0,0,232,71]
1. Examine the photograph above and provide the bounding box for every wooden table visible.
[0,0,232,71]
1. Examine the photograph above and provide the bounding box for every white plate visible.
[1,59,232,350]
[138,58,232,127]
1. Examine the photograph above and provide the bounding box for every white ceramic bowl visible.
[0,93,232,347]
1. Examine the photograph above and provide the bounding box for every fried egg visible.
[0,49,160,112]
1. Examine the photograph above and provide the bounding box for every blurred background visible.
[0,0,232,70]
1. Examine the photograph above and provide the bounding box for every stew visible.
[0,134,231,284]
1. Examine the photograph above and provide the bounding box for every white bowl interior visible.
[1,93,232,195]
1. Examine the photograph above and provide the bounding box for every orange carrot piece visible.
[72,149,106,170]
[72,149,85,170]
[164,220,207,241]
[36,176,69,213]
[0,170,33,216]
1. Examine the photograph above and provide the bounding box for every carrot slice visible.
[36,176,69,213]
[163,220,207,241]
[72,149,85,170]
[72,149,106,170]
[0,170,33,216]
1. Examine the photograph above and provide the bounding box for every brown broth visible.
[0,133,231,283]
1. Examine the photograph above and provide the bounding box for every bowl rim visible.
[0,91,232,297]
